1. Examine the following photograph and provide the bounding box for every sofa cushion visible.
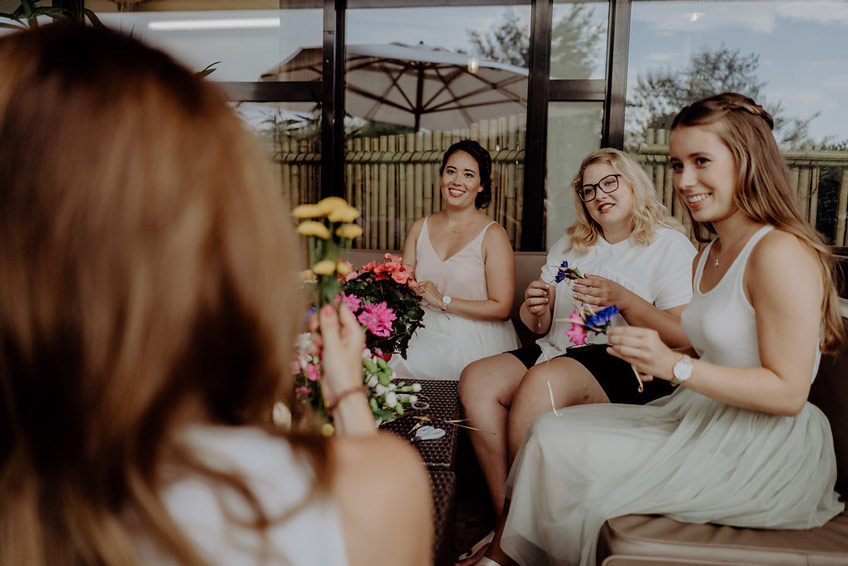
[597,512,848,566]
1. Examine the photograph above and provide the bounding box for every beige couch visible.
[347,249,848,565]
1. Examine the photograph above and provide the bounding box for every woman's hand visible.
[315,303,366,402]
[524,279,551,317]
[414,280,445,309]
[606,326,679,382]
[573,275,634,312]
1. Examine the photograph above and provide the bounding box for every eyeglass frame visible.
[577,174,622,203]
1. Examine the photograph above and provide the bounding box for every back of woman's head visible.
[0,24,304,564]
[671,92,843,352]
[566,147,680,253]
[440,139,493,208]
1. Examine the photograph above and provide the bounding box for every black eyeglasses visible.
[578,174,621,203]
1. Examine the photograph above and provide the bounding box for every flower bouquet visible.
[565,303,643,392]
[290,197,423,431]
[342,254,425,359]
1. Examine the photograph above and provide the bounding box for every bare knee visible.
[459,354,525,415]
[517,358,606,408]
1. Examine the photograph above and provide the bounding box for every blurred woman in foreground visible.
[0,24,430,566]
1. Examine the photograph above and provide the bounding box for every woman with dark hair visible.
[0,24,431,566]
[391,139,519,381]
[467,93,844,566]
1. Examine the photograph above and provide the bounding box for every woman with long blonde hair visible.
[457,148,696,564]
[0,24,430,566]
[471,93,844,566]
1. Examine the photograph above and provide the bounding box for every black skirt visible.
[505,343,675,405]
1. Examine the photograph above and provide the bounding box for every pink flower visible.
[305,361,322,382]
[342,292,362,313]
[295,386,311,396]
[291,361,303,375]
[566,310,588,346]
[357,301,397,338]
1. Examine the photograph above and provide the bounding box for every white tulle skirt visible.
[389,306,520,381]
[501,387,844,566]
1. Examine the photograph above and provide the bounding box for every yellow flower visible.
[292,203,322,219]
[336,261,351,275]
[335,223,363,240]
[312,259,336,275]
[296,221,330,239]
[328,205,361,223]
[315,196,348,216]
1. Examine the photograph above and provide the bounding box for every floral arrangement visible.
[292,334,421,426]
[552,260,583,283]
[290,197,423,430]
[565,304,619,347]
[342,254,425,359]
[565,303,643,392]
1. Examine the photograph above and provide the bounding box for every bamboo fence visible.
[275,121,848,249]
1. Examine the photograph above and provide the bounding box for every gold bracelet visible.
[327,386,368,413]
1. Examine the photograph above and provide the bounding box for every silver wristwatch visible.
[671,354,693,386]
[441,295,452,312]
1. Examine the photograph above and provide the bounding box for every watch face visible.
[674,356,692,381]
[442,295,452,305]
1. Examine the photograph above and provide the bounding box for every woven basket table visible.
[380,379,460,565]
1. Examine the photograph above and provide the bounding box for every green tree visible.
[468,9,529,67]
[626,45,817,149]
[468,4,602,77]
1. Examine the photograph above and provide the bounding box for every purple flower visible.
[585,305,619,330]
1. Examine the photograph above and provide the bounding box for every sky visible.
[23,1,847,144]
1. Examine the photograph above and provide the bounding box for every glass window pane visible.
[551,0,609,79]
[233,102,322,213]
[546,102,603,249]
[343,5,530,250]
[92,2,322,82]
[626,1,848,244]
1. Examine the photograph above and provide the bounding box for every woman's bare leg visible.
[459,353,527,517]
[507,357,608,465]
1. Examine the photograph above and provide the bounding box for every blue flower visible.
[554,260,569,283]
[585,305,619,330]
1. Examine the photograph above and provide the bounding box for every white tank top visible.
[681,225,821,380]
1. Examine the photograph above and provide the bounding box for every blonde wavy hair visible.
[671,92,843,354]
[565,148,682,254]
[0,25,323,565]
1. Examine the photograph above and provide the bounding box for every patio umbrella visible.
[261,42,528,131]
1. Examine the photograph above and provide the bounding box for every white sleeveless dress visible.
[390,217,519,381]
[500,226,843,566]
[132,425,348,565]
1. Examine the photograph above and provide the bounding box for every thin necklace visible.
[713,227,757,269]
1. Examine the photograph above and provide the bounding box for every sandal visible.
[457,530,494,561]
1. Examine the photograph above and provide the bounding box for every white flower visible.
[385,392,398,408]
[408,395,418,404]
[376,384,390,396]
[366,374,379,388]
[412,383,422,392]
[295,332,312,352]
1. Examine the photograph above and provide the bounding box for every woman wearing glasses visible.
[457,148,696,564]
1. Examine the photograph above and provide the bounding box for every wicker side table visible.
[380,379,460,565]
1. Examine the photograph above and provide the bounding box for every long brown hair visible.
[565,148,683,254]
[0,24,322,565]
[671,92,843,353]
